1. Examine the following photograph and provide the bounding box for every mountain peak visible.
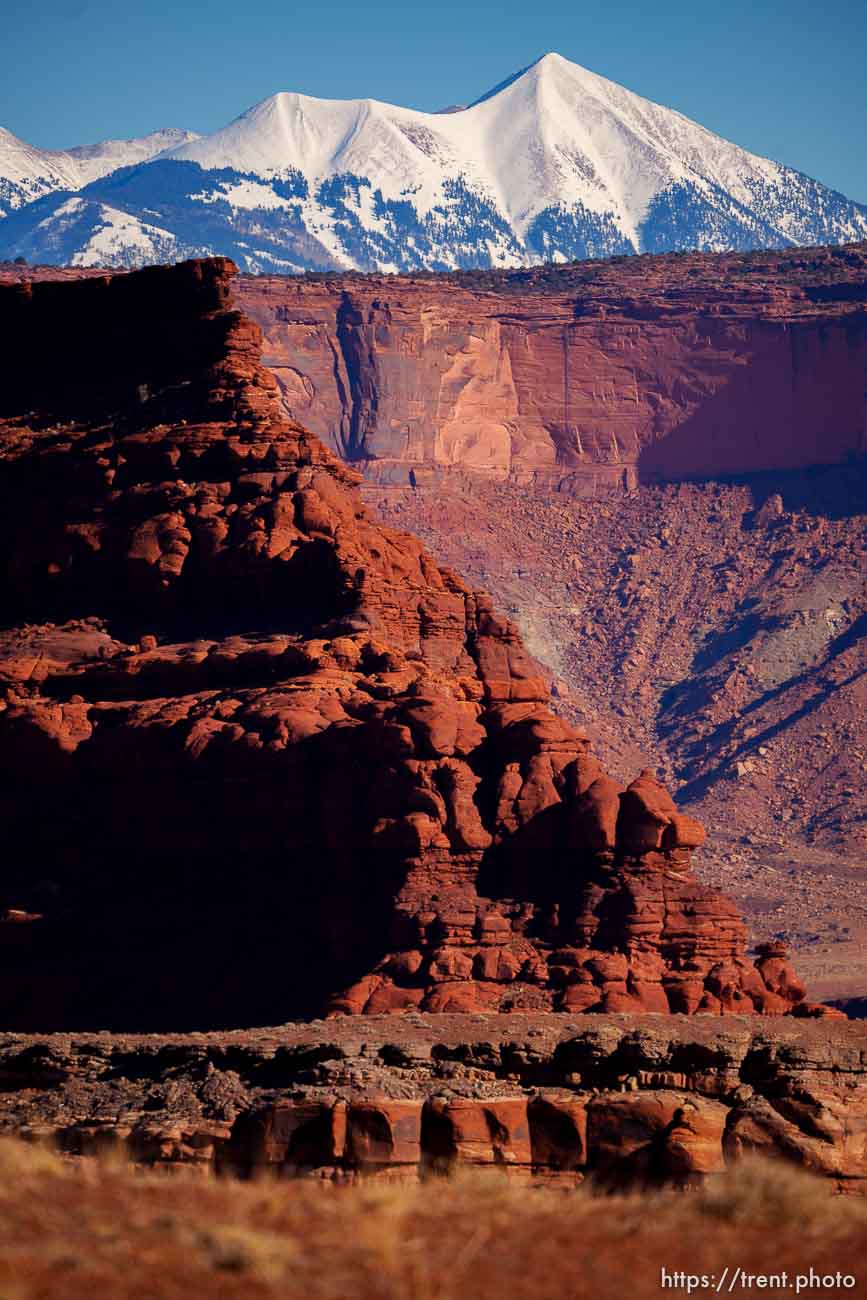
[469,51,590,107]
[532,50,567,68]
[3,62,866,272]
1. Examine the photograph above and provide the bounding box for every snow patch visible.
[69,204,177,266]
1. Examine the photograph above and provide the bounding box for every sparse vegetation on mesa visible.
[264,239,867,297]
[0,1138,864,1300]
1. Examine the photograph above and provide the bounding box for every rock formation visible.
[0,258,829,1030]
[2,1017,865,1190]
[235,243,867,488]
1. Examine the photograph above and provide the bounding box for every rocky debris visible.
[1,1017,865,1190]
[0,257,831,1030]
[368,467,867,974]
[232,242,867,488]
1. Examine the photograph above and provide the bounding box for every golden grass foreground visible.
[0,1138,864,1299]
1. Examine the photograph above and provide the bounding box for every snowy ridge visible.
[1,53,865,270]
[0,126,198,217]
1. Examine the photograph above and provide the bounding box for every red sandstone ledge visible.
[1,1015,864,1189]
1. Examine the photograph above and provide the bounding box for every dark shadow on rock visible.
[0,731,409,1032]
[636,314,867,519]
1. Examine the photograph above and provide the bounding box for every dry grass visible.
[0,1140,864,1299]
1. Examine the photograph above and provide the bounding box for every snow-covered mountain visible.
[2,53,865,271]
[0,126,199,217]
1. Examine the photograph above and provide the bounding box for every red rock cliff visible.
[0,259,828,1029]
[236,243,867,489]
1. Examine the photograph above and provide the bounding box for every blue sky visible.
[3,0,866,202]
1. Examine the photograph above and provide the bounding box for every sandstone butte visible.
[234,242,867,490]
[0,257,839,1034]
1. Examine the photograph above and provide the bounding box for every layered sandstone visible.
[2,1017,866,1190]
[5,243,866,490]
[0,258,826,1030]
[236,243,867,488]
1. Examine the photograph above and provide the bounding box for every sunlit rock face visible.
[236,242,867,490]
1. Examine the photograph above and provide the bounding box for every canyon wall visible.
[237,244,867,489]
